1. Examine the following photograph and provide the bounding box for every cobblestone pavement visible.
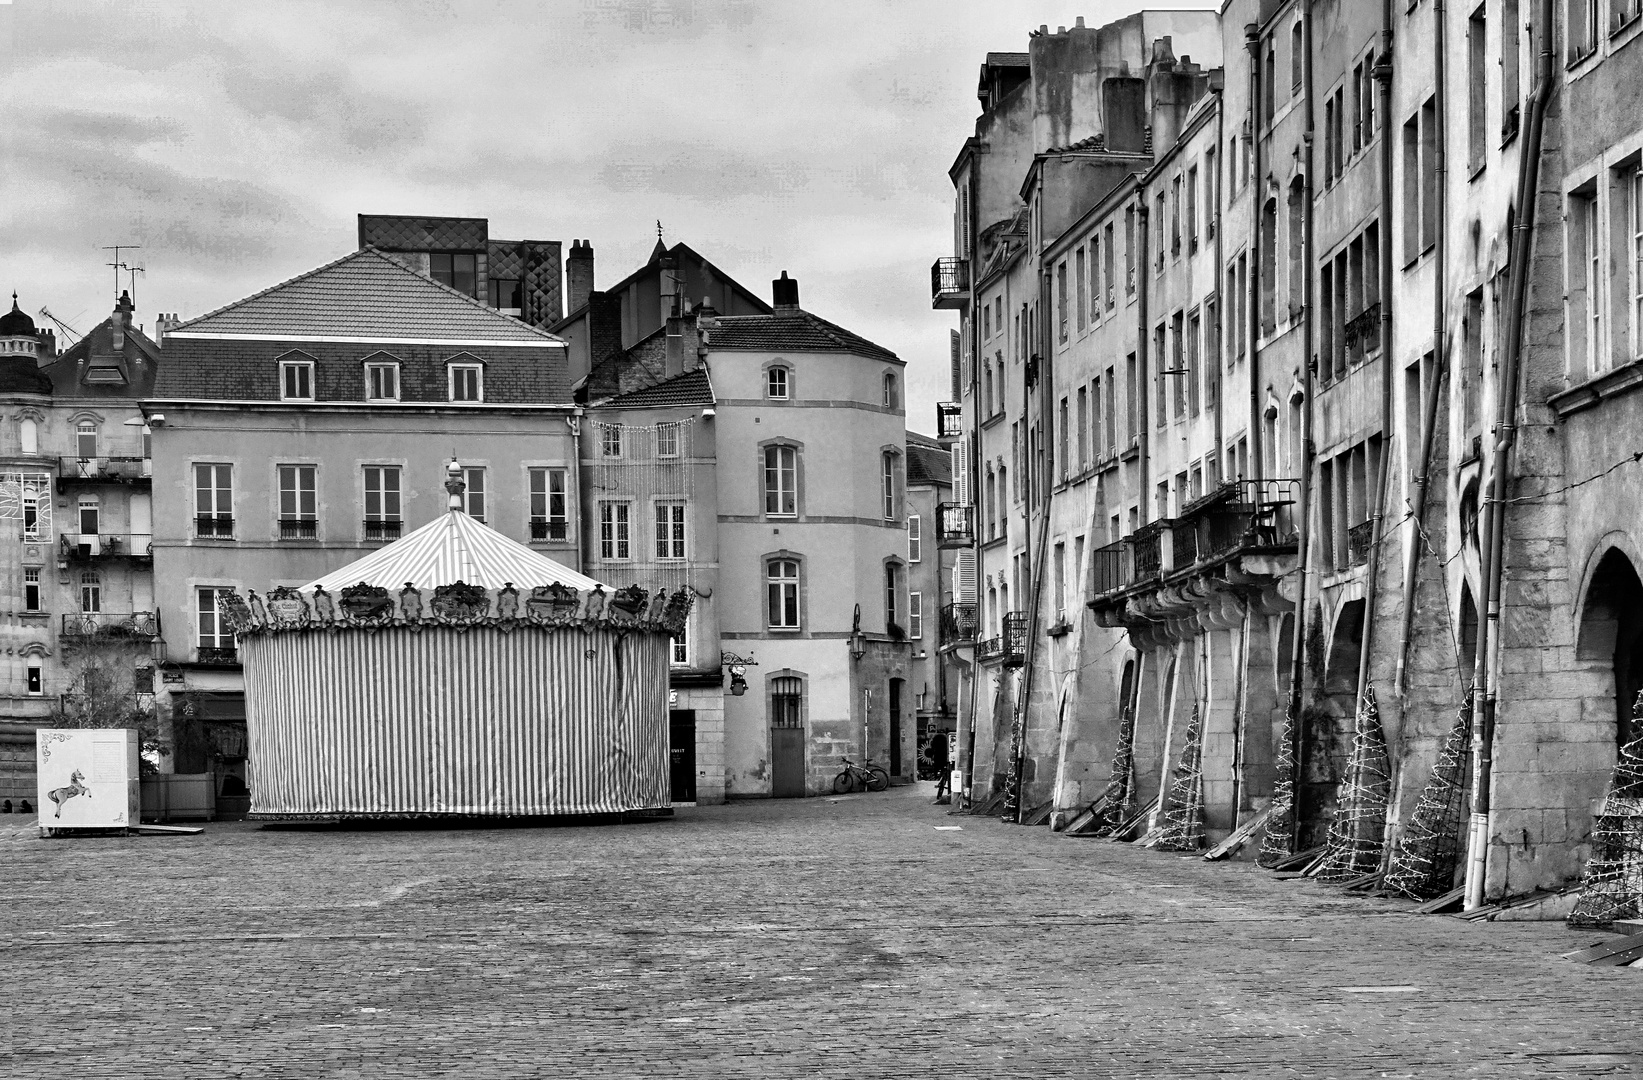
[2,787,1641,1079]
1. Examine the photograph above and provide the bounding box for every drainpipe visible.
[1355,0,1398,714]
[1139,196,1152,517]
[962,155,983,803]
[1280,3,1318,849]
[1213,95,1227,477]
[1012,188,1059,823]
[1464,0,1553,911]
[1245,23,1264,485]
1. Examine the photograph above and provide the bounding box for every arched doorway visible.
[1577,549,1643,750]
[1303,599,1364,849]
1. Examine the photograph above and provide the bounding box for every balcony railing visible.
[195,515,234,540]
[1088,540,1131,598]
[936,401,964,441]
[60,611,160,639]
[1348,520,1374,566]
[931,257,969,309]
[939,602,977,648]
[936,503,974,548]
[975,636,1003,663]
[1344,302,1383,354]
[1168,517,1199,568]
[59,533,153,561]
[1131,524,1164,582]
[57,456,152,484]
[278,517,318,540]
[1001,611,1028,667]
[530,519,569,542]
[364,518,403,542]
[196,646,239,666]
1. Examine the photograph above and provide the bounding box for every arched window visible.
[767,366,790,400]
[766,559,800,629]
[80,571,102,613]
[883,372,899,409]
[76,420,98,459]
[771,676,803,727]
[20,417,38,456]
[881,451,899,519]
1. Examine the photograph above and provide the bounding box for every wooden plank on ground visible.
[1412,886,1466,914]
[1266,844,1327,872]
[133,824,204,835]
[1562,931,1643,966]
[1106,796,1160,842]
[1203,805,1277,861]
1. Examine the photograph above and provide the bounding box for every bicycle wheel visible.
[833,770,855,794]
[865,769,889,793]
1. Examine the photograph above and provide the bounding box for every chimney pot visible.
[567,241,595,315]
[772,271,799,310]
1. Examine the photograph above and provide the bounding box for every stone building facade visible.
[939,1,1639,905]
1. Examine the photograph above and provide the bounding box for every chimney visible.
[37,328,55,359]
[111,290,134,353]
[772,271,799,312]
[567,240,594,315]
[154,312,181,348]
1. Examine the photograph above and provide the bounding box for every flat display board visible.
[36,729,140,830]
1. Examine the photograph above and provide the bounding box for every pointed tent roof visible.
[304,510,603,594]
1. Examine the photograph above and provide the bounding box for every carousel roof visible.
[304,510,605,594]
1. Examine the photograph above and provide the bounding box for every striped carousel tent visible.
[226,496,691,821]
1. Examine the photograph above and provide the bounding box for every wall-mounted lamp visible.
[850,603,866,660]
[721,650,757,696]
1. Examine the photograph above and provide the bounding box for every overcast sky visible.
[1,0,1216,432]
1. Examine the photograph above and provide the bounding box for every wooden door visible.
[771,677,805,797]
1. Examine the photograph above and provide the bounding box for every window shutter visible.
[955,549,977,603]
[951,438,969,504]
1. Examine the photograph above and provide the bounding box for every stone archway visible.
[1301,599,1364,850]
[1576,548,1643,751]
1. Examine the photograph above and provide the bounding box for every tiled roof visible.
[906,443,952,486]
[706,310,899,363]
[596,368,714,410]
[985,52,1029,67]
[171,248,564,343]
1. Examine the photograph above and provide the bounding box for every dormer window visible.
[767,365,790,400]
[449,363,483,402]
[365,361,400,402]
[281,360,315,401]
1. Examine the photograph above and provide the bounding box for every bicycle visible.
[832,756,890,794]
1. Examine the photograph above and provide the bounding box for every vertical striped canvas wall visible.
[242,626,671,817]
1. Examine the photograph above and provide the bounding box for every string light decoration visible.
[1568,690,1643,928]
[1089,706,1136,835]
[1001,704,1024,819]
[1384,691,1473,900]
[1258,700,1299,866]
[1155,702,1205,851]
[1315,684,1392,883]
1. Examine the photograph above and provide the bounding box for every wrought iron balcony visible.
[195,515,234,540]
[936,503,974,548]
[1344,302,1383,354]
[1088,540,1131,599]
[1131,523,1164,582]
[364,518,403,542]
[975,636,1003,663]
[60,611,159,639]
[936,401,964,441]
[1169,517,1200,568]
[1001,611,1028,667]
[939,602,977,648]
[56,456,152,487]
[1348,520,1374,566]
[195,646,239,666]
[931,257,969,309]
[530,519,569,542]
[59,533,153,562]
[278,517,318,540]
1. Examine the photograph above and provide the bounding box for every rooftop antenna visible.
[37,307,82,345]
[102,245,141,301]
[125,265,146,310]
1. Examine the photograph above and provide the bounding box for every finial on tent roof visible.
[444,456,465,510]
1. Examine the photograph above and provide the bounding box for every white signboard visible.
[36,729,140,831]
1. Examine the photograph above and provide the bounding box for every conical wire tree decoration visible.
[1568,690,1643,928]
[1315,684,1392,883]
[1155,702,1206,851]
[1385,690,1473,901]
[1001,705,1024,819]
[1258,699,1300,866]
[1090,705,1136,836]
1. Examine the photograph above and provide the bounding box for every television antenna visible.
[102,244,141,300]
[37,307,82,345]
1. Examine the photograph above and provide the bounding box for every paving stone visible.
[1,787,1639,1078]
